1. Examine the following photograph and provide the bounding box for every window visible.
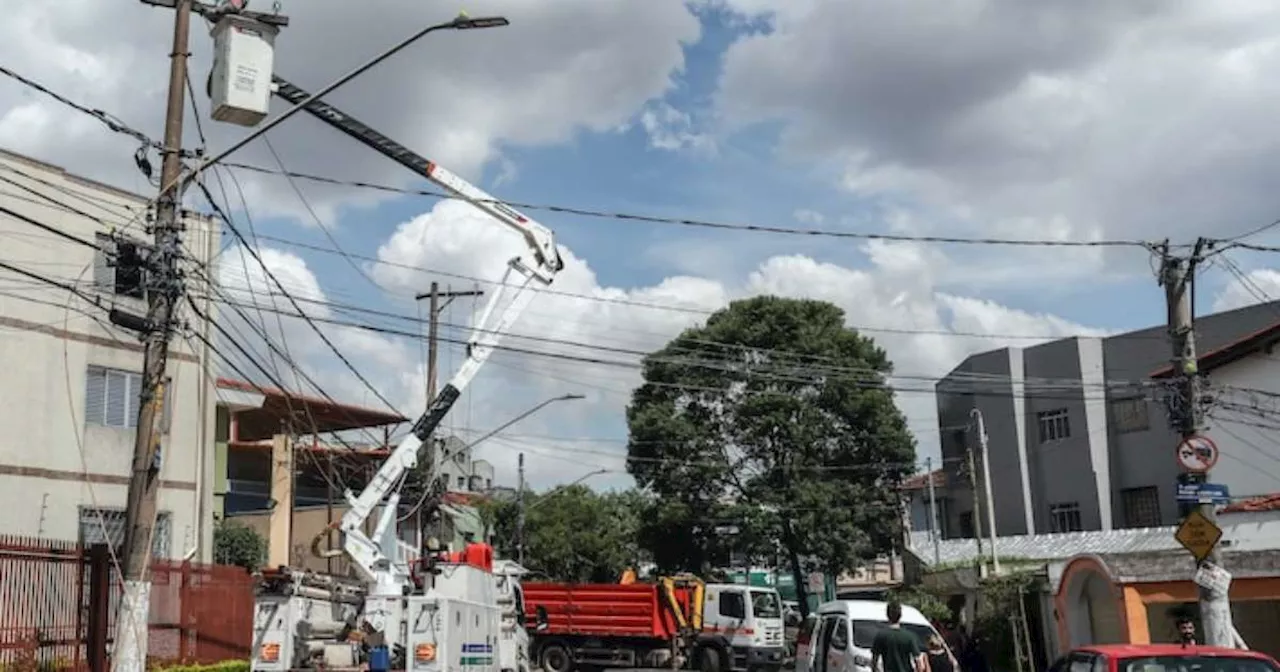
[750,590,781,618]
[718,590,746,619]
[1050,503,1083,533]
[1111,398,1149,434]
[958,511,975,538]
[78,507,171,558]
[829,617,848,651]
[85,366,141,428]
[1121,486,1162,528]
[93,233,145,299]
[1037,409,1071,443]
[456,476,466,489]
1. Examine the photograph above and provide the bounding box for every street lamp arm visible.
[465,393,585,450]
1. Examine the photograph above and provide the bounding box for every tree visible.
[213,520,267,570]
[480,486,646,582]
[626,296,916,612]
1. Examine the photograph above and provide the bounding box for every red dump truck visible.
[522,577,785,672]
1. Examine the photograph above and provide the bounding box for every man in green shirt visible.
[871,602,924,672]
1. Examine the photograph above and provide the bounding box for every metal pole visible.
[1161,239,1233,647]
[463,393,585,450]
[113,3,191,669]
[971,408,1000,574]
[516,452,525,565]
[927,456,941,565]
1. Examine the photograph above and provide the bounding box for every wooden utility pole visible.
[1159,238,1235,647]
[113,3,193,669]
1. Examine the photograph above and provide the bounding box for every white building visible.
[1150,321,1280,501]
[435,435,496,493]
[0,149,219,561]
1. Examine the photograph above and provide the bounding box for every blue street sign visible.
[1177,482,1231,505]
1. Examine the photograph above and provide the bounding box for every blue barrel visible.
[369,645,391,672]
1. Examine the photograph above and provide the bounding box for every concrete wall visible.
[0,150,219,561]
[1202,353,1280,500]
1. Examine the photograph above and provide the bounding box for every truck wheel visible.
[699,648,722,672]
[540,643,573,672]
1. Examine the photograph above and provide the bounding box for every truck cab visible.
[703,584,787,672]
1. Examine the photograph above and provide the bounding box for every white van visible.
[794,600,951,672]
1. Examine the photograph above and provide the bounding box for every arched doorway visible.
[1058,558,1125,648]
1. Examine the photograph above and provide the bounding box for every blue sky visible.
[9,0,1280,489]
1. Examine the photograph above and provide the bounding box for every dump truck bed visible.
[522,582,693,640]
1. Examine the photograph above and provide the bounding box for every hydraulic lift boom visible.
[270,75,563,591]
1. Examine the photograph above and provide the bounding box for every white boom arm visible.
[274,77,563,590]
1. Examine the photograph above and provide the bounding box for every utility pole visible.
[926,456,941,566]
[112,2,193,669]
[414,282,484,403]
[516,452,525,565]
[971,408,1000,574]
[414,283,483,546]
[1160,238,1235,647]
[115,5,290,670]
[965,447,985,565]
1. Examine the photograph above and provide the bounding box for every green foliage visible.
[150,661,249,672]
[888,585,951,624]
[480,486,646,582]
[213,521,266,570]
[974,572,1038,672]
[626,296,916,579]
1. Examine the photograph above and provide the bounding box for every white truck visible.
[248,73,561,672]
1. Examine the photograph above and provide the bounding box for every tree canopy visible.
[625,296,916,596]
[479,485,646,582]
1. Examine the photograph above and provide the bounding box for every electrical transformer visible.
[209,13,278,126]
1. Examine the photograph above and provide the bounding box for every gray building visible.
[934,300,1280,539]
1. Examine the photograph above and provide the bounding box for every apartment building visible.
[934,300,1280,539]
[0,149,219,560]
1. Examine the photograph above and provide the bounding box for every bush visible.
[887,585,952,624]
[150,661,249,672]
[213,521,266,570]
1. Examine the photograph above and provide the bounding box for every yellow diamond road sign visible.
[1175,509,1223,562]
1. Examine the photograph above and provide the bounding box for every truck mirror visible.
[535,605,550,632]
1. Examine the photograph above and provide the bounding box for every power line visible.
[0,65,168,154]
[241,231,1166,343]
[194,180,404,417]
[222,161,1155,249]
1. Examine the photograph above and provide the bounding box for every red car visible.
[1049,645,1280,672]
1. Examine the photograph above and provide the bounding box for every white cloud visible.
[714,1,1280,252]
[1213,268,1280,313]
[639,102,713,153]
[0,0,702,221]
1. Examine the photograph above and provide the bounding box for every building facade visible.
[935,300,1280,539]
[0,149,219,561]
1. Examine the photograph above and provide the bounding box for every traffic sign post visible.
[1177,435,1219,473]
[1176,482,1231,505]
[1175,509,1223,563]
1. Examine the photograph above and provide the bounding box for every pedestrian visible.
[1176,616,1197,647]
[871,601,925,672]
[924,634,957,672]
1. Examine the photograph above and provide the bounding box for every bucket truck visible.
[249,76,560,672]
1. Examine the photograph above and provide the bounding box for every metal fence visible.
[0,535,254,671]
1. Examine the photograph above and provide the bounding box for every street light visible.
[187,11,509,183]
[526,468,609,511]
[464,393,585,449]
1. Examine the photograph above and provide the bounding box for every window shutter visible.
[85,366,106,426]
[105,370,129,427]
[126,372,142,429]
